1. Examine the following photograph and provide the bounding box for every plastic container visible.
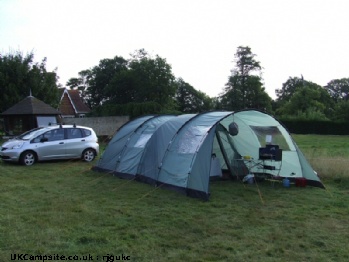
[248,177,254,184]
[295,178,307,187]
[282,178,290,188]
[243,174,254,184]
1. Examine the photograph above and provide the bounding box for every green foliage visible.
[275,76,305,104]
[324,78,349,102]
[67,50,178,113]
[275,77,335,120]
[220,46,272,111]
[332,100,349,122]
[68,49,217,117]
[175,78,213,113]
[279,87,325,114]
[0,50,60,111]
[66,56,128,108]
[279,109,329,121]
[234,46,262,75]
[275,77,349,122]
[128,50,177,107]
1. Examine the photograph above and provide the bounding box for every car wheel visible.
[82,149,95,162]
[20,151,36,166]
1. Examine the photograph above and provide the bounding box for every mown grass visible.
[293,134,349,188]
[1,135,349,261]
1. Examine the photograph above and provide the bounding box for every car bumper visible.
[0,150,20,162]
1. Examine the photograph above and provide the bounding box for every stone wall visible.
[62,116,129,137]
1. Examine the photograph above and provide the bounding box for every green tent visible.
[93,110,324,200]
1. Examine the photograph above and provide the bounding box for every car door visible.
[34,128,66,160]
[64,128,85,158]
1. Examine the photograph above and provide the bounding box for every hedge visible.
[279,119,349,135]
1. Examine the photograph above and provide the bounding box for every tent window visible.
[178,126,210,154]
[134,134,152,148]
[250,126,290,150]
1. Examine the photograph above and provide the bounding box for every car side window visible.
[81,128,91,137]
[67,128,83,139]
[32,129,64,143]
[46,129,65,141]
[32,135,43,143]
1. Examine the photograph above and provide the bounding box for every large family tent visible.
[92,110,324,200]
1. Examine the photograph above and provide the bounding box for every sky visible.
[1,0,349,99]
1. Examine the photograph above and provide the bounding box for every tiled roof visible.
[59,92,76,116]
[58,89,91,115]
[69,90,91,113]
[2,96,60,115]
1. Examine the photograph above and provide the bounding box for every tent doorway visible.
[210,123,248,180]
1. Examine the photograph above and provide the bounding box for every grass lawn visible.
[1,135,349,261]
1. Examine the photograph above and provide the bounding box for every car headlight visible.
[12,142,24,149]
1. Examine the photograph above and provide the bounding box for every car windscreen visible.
[18,127,46,140]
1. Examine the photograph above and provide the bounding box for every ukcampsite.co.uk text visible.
[10,253,131,261]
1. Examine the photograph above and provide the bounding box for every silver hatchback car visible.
[0,124,99,166]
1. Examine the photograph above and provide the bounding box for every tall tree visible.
[220,46,272,111]
[0,50,59,112]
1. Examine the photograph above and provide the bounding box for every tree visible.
[127,49,176,108]
[0,50,60,112]
[324,78,349,121]
[275,77,335,119]
[275,76,305,105]
[175,78,212,113]
[220,46,272,111]
[66,69,93,105]
[332,100,349,122]
[67,50,178,115]
[66,56,128,108]
[325,78,349,102]
[276,87,326,119]
[28,57,60,107]
[66,69,91,92]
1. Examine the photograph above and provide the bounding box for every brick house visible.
[58,88,91,118]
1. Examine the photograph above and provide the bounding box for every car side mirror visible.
[40,137,48,143]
